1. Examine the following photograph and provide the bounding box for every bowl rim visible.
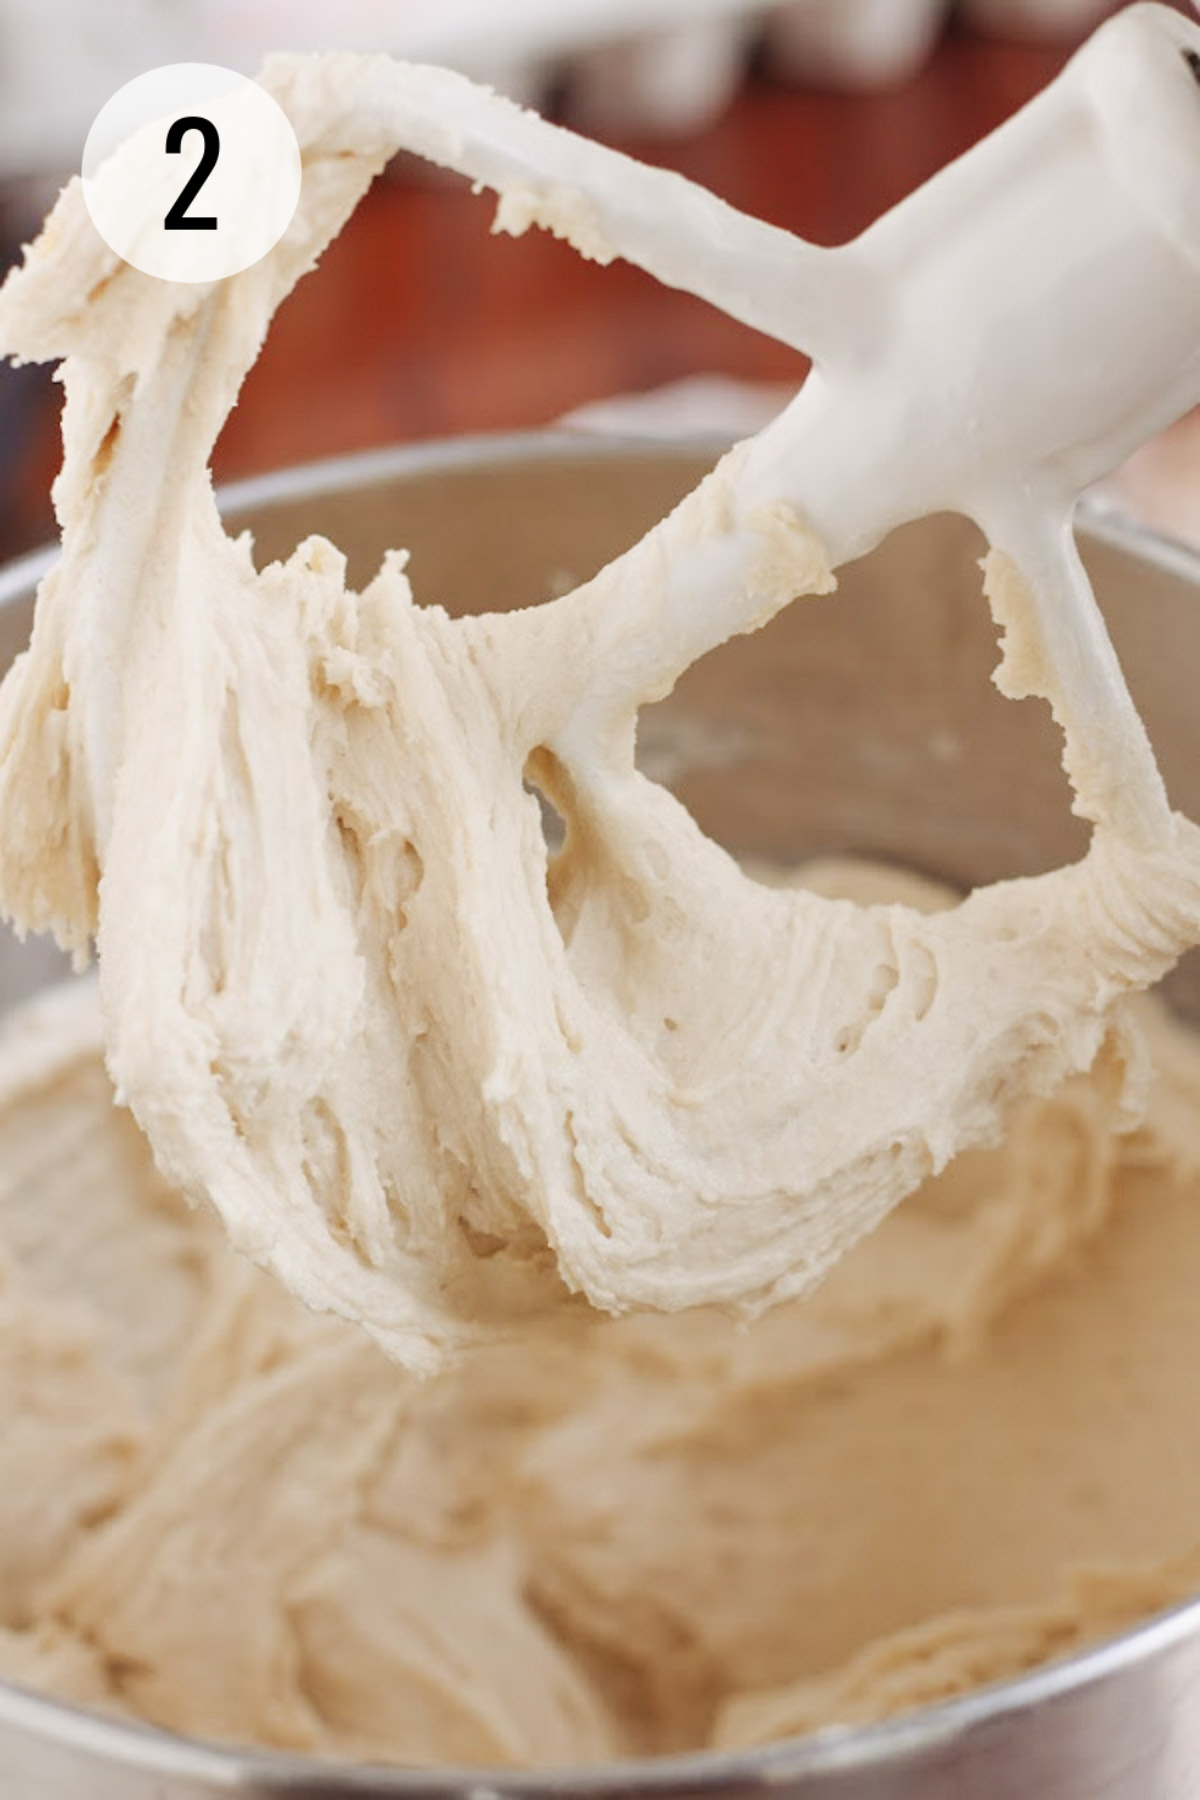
[4,427,1200,601]
[3,428,1200,1793]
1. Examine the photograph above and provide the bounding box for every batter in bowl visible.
[2,4,1200,1768]
[1,864,1200,1764]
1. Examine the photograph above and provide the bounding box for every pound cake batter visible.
[1,862,1200,1765]
[4,9,1200,1768]
[4,26,1200,1367]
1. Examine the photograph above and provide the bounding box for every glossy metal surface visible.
[2,434,1199,1798]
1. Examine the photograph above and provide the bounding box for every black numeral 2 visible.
[164,116,219,231]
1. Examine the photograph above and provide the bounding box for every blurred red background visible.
[0,13,1133,562]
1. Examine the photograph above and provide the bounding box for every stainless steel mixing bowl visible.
[1,432,1199,1799]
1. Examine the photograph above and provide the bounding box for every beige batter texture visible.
[3,42,1200,1773]
[3,54,1200,1374]
[2,860,1200,1767]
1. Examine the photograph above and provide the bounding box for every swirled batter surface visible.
[3,864,1200,1767]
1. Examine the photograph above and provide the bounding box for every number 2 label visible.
[83,64,301,282]
[164,116,220,232]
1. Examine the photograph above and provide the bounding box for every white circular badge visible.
[82,64,302,284]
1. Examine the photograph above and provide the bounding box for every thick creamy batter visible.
[3,17,1200,1769]
[1,47,1200,1371]
[2,862,1200,1765]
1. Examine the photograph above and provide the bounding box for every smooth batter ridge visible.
[2,50,1200,1370]
[2,868,1200,1764]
